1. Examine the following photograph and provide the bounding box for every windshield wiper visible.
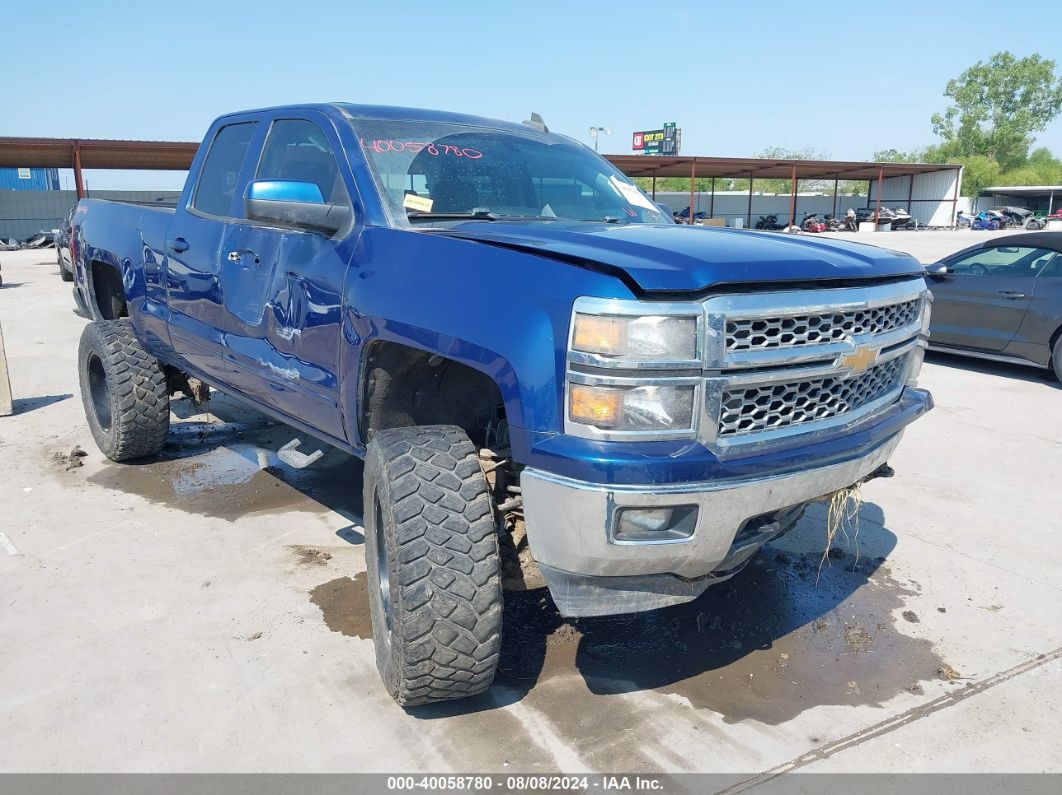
[407,209,501,222]
[408,210,561,223]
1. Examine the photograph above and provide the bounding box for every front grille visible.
[725,298,921,353]
[718,354,909,437]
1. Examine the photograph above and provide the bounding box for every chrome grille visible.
[718,354,909,438]
[725,298,921,353]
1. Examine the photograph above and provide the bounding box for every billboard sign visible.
[632,122,680,156]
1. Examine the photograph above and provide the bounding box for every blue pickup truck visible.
[71,103,933,706]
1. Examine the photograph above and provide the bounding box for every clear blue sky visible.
[4,0,1061,189]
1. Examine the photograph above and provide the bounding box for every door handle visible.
[996,290,1026,299]
[227,249,260,265]
[167,237,189,253]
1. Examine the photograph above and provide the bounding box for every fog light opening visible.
[613,505,698,543]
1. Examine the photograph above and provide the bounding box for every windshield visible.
[348,119,670,226]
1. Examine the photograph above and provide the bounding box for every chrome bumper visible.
[521,433,902,615]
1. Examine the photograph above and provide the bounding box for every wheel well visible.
[90,260,127,320]
[360,341,505,449]
[1050,323,1062,357]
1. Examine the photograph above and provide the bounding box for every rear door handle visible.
[167,237,189,253]
[997,290,1026,299]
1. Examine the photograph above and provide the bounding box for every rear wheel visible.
[77,320,170,461]
[1052,336,1062,384]
[363,425,503,706]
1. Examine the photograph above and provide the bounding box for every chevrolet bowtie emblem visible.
[839,346,879,373]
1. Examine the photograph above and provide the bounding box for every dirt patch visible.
[83,414,363,522]
[497,538,952,726]
[53,445,87,471]
[292,546,333,566]
[309,574,373,640]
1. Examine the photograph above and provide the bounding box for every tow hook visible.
[864,462,895,482]
[278,438,324,469]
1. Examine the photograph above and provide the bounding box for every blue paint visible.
[72,103,931,486]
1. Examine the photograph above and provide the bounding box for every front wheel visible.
[1052,335,1062,384]
[77,320,170,461]
[363,425,503,706]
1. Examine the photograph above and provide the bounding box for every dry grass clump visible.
[817,484,863,583]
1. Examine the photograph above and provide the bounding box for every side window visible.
[192,122,256,217]
[948,246,1055,278]
[254,119,350,209]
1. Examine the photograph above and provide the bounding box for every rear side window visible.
[255,119,350,208]
[193,122,256,217]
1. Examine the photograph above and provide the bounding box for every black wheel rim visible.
[374,493,394,646]
[87,353,112,432]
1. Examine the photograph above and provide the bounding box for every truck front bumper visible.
[521,432,903,617]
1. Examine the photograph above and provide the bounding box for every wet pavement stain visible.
[310,539,949,726]
[309,573,373,640]
[496,541,949,725]
[81,400,364,522]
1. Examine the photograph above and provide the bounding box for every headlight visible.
[572,313,698,361]
[568,381,697,435]
[568,298,702,369]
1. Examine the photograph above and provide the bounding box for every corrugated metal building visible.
[868,169,963,227]
[0,167,60,191]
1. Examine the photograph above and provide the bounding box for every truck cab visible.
[72,103,933,707]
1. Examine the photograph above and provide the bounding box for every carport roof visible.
[982,185,1062,196]
[0,137,198,170]
[603,154,960,181]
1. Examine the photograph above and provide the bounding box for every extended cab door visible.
[165,117,261,382]
[214,114,358,441]
[928,245,1055,352]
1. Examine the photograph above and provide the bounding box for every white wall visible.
[868,169,962,227]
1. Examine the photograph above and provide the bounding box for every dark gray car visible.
[926,232,1062,381]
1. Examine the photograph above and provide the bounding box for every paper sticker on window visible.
[403,193,434,213]
[610,176,657,211]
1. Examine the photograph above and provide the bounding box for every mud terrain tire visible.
[364,425,502,706]
[78,319,169,461]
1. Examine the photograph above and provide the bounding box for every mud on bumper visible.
[521,433,903,617]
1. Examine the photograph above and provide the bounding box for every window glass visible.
[948,246,1056,278]
[255,119,350,209]
[193,122,256,217]
[348,119,670,226]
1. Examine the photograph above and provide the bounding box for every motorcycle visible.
[754,214,785,230]
[825,210,858,231]
[800,212,827,233]
[970,211,1001,231]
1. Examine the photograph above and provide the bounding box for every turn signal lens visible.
[570,385,624,426]
[572,315,625,355]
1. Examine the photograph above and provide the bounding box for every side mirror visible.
[924,263,950,278]
[244,180,352,235]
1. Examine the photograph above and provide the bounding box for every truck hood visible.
[433,221,923,294]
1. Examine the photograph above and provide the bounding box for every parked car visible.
[925,232,1062,381]
[71,103,933,706]
[55,206,77,281]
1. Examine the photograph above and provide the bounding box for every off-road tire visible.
[78,320,170,461]
[1052,335,1062,384]
[364,425,503,706]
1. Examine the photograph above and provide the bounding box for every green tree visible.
[931,51,1062,170]
[956,155,1002,199]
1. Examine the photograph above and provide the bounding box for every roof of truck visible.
[216,103,549,136]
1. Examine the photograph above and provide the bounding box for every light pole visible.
[589,126,611,152]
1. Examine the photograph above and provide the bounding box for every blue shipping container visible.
[0,167,61,191]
